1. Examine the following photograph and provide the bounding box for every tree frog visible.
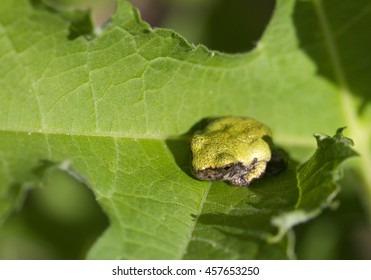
[190,117,286,186]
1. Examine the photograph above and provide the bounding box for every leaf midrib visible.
[0,128,187,140]
[0,128,317,149]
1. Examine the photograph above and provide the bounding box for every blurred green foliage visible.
[0,168,108,259]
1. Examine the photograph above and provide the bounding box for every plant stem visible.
[314,0,371,224]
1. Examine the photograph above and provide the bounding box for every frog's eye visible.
[191,135,207,150]
[216,153,235,167]
[223,164,233,171]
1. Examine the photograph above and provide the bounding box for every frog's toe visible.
[229,177,250,187]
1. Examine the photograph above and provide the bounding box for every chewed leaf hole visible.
[202,0,276,53]
[134,0,276,53]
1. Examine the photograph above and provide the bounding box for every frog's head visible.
[190,134,246,181]
[191,134,235,167]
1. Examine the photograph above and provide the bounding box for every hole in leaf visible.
[0,166,109,260]
[29,0,95,40]
[201,0,276,53]
[130,0,276,53]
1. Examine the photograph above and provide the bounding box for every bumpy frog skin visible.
[190,117,277,186]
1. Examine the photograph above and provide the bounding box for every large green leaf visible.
[0,0,367,259]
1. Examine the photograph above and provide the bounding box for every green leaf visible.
[271,129,358,244]
[0,0,368,259]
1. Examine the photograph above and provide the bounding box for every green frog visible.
[190,117,286,186]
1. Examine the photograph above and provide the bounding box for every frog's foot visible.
[229,158,264,187]
[230,177,250,187]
